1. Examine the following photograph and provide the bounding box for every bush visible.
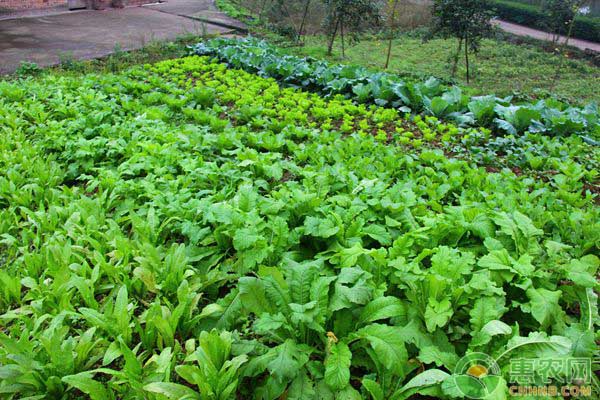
[491,0,600,43]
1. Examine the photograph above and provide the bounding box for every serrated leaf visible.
[526,288,564,328]
[324,341,352,390]
[304,216,339,238]
[363,224,392,245]
[354,324,407,374]
[267,340,305,383]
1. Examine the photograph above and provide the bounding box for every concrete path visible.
[494,19,600,53]
[0,0,244,74]
[146,0,246,31]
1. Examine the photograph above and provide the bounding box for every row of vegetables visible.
[192,38,600,143]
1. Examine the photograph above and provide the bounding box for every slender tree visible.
[550,1,587,89]
[323,0,381,56]
[384,0,401,69]
[297,0,313,41]
[544,0,579,44]
[430,0,492,83]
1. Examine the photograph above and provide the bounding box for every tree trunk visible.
[384,0,400,69]
[297,0,313,42]
[451,37,463,78]
[340,16,345,58]
[327,14,340,56]
[464,35,470,83]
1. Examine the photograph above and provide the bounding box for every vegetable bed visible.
[0,54,598,399]
[193,38,600,141]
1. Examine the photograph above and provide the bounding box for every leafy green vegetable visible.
[0,49,597,399]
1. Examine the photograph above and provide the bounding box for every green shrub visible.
[491,0,600,43]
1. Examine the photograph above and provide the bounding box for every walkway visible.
[494,19,600,53]
[0,0,245,74]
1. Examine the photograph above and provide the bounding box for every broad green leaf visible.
[362,224,392,245]
[495,332,572,363]
[424,298,453,333]
[358,296,406,326]
[354,324,408,374]
[324,341,352,390]
[62,373,111,400]
[392,369,450,400]
[362,378,383,400]
[233,228,262,250]
[267,340,306,383]
[304,216,339,238]
[526,288,563,328]
[469,297,507,332]
[144,382,201,399]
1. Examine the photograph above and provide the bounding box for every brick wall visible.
[0,0,154,11]
[0,0,67,11]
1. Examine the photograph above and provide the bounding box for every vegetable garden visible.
[0,38,598,399]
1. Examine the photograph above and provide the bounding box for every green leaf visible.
[424,298,453,333]
[362,378,383,400]
[238,277,275,315]
[354,324,408,374]
[470,320,512,347]
[566,258,598,288]
[330,267,373,311]
[62,373,111,400]
[287,371,316,400]
[363,224,392,245]
[304,216,339,238]
[287,260,320,305]
[469,297,507,332]
[480,320,512,336]
[577,288,599,330]
[233,228,263,250]
[337,243,367,268]
[496,332,572,363]
[526,288,564,328]
[324,341,352,390]
[144,382,201,399]
[417,345,459,369]
[565,324,596,358]
[392,369,450,400]
[267,340,305,383]
[358,296,406,326]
